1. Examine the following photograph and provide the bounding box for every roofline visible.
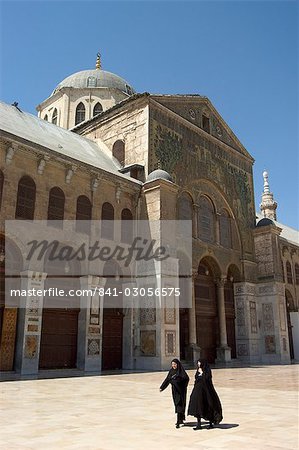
[71,92,150,133]
[0,129,143,188]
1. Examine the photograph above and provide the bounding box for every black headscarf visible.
[171,358,189,380]
[199,359,211,374]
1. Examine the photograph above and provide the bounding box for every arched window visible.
[52,108,58,125]
[198,196,215,243]
[0,170,4,210]
[47,187,65,225]
[286,261,293,284]
[87,76,97,87]
[93,102,103,116]
[202,115,210,133]
[220,209,232,248]
[121,208,133,243]
[76,195,92,233]
[44,114,48,121]
[15,176,36,220]
[295,264,299,285]
[112,140,125,166]
[101,202,114,240]
[75,102,85,125]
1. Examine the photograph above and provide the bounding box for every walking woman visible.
[188,359,223,430]
[160,358,189,428]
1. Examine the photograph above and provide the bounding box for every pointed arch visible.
[52,108,58,125]
[47,187,65,223]
[75,102,86,125]
[112,140,125,166]
[93,102,103,116]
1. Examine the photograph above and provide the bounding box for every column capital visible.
[215,277,226,287]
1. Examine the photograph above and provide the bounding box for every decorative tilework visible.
[237,343,249,356]
[279,302,286,332]
[140,331,156,356]
[165,331,176,356]
[263,304,274,332]
[250,301,257,333]
[87,339,100,356]
[265,335,276,354]
[25,335,38,359]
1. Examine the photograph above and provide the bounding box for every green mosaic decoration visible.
[154,125,183,173]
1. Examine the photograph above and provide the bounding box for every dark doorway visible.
[224,279,236,358]
[195,264,218,363]
[102,307,123,370]
[286,291,295,360]
[39,308,79,369]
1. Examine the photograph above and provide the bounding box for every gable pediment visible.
[150,95,253,160]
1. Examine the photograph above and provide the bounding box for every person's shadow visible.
[183,421,239,430]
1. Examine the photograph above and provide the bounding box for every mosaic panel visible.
[279,302,286,332]
[262,304,274,332]
[237,343,249,356]
[250,301,257,333]
[165,331,176,356]
[265,335,276,354]
[140,330,156,356]
[24,335,38,359]
[0,308,18,371]
[88,339,100,356]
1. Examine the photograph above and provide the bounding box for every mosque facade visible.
[0,55,298,375]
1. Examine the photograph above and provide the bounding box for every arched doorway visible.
[102,261,124,370]
[285,290,295,360]
[224,264,241,359]
[39,250,80,369]
[195,258,220,363]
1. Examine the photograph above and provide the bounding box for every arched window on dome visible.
[112,140,125,167]
[286,261,293,285]
[75,102,86,125]
[93,102,103,117]
[87,76,97,87]
[198,196,215,243]
[44,114,48,121]
[52,109,58,125]
[15,176,36,220]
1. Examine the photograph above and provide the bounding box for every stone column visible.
[122,281,136,370]
[77,275,106,373]
[187,273,200,363]
[15,271,47,376]
[216,277,231,362]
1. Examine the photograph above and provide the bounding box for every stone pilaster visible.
[15,271,47,375]
[77,275,106,372]
[216,277,231,363]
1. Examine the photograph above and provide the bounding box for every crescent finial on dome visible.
[96,52,101,70]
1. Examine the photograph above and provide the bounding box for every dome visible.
[256,217,275,227]
[146,169,173,183]
[52,69,136,96]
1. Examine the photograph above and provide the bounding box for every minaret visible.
[260,171,277,220]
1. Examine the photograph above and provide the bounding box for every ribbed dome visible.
[52,69,135,96]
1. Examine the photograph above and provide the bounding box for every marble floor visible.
[1,365,298,450]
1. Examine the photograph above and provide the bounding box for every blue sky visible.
[0,0,298,229]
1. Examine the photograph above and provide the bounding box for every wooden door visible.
[195,274,218,363]
[39,308,79,369]
[225,281,236,358]
[102,308,123,370]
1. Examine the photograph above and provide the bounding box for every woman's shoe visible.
[207,423,214,429]
[175,423,180,429]
[193,425,202,430]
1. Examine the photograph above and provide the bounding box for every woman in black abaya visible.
[160,358,189,428]
[188,359,223,430]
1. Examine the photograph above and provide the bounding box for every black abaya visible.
[188,367,223,424]
[160,359,189,417]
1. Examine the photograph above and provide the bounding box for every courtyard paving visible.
[1,365,298,450]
